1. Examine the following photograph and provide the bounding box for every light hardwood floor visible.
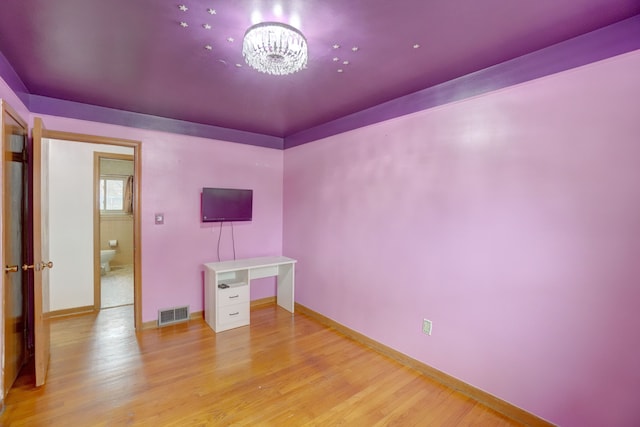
[2,305,522,426]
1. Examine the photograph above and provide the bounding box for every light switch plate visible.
[422,319,433,335]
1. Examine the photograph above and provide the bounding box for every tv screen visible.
[201,188,253,222]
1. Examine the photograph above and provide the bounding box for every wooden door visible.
[32,118,51,386]
[1,101,29,396]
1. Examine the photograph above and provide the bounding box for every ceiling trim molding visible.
[0,50,30,108]
[284,14,640,149]
[27,95,284,149]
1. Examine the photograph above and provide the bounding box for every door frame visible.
[36,125,142,329]
[1,100,29,398]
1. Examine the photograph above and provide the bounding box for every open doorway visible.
[38,126,142,330]
[95,154,134,309]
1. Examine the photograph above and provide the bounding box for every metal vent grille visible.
[158,305,190,327]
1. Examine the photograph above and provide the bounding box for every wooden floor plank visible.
[1,304,522,426]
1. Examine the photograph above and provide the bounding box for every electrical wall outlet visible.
[422,319,433,335]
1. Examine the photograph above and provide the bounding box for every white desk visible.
[203,256,296,332]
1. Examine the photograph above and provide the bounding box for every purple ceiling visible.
[0,0,639,144]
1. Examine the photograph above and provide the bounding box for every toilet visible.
[100,249,116,274]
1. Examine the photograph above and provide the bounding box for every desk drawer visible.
[218,285,249,306]
[218,303,249,326]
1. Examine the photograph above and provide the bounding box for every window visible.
[100,176,126,212]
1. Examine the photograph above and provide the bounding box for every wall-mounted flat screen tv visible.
[201,188,253,222]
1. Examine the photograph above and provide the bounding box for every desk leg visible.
[277,263,295,313]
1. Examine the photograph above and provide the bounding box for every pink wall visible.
[31,115,284,322]
[0,82,29,119]
[283,51,640,427]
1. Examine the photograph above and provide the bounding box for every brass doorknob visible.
[22,264,35,271]
[4,265,19,273]
[41,261,54,269]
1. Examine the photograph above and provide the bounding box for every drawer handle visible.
[229,295,239,299]
[229,312,240,316]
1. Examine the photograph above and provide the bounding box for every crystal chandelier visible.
[242,22,308,76]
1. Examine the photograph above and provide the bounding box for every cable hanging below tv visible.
[201,187,253,222]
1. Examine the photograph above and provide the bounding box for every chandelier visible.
[242,22,308,76]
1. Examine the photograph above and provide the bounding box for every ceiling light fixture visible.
[242,22,308,76]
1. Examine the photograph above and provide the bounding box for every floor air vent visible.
[158,305,190,327]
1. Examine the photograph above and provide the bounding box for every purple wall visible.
[283,51,640,427]
[30,115,284,322]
